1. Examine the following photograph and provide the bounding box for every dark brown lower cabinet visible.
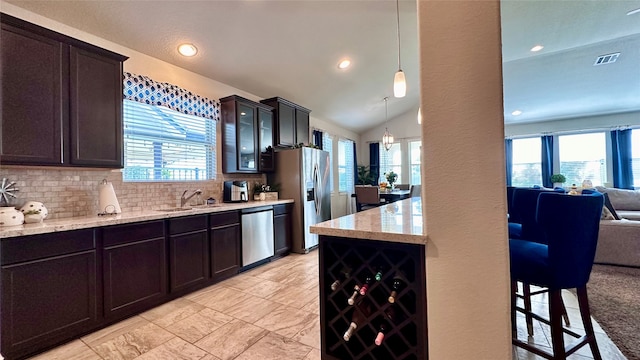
[102,221,166,321]
[1,229,98,360]
[169,215,209,294]
[273,203,293,257]
[210,211,241,281]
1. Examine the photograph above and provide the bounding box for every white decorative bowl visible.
[0,207,24,227]
[20,201,48,219]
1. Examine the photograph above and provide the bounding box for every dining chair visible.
[510,191,604,360]
[394,184,410,190]
[354,185,383,212]
[509,187,570,335]
[409,184,421,198]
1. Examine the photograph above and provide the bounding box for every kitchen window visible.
[122,99,216,181]
[409,140,422,185]
[338,138,355,192]
[379,143,402,184]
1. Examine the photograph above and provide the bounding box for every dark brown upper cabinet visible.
[0,14,128,168]
[260,97,311,148]
[220,95,274,173]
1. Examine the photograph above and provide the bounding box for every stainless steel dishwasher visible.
[241,206,274,267]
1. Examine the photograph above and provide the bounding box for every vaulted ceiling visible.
[5,0,640,132]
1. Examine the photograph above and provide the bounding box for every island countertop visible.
[310,197,426,244]
[0,199,293,238]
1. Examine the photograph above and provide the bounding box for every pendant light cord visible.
[395,0,402,71]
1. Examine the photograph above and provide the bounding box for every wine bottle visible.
[343,299,372,341]
[348,285,360,305]
[384,305,406,325]
[374,320,389,346]
[388,272,407,303]
[359,275,373,296]
[374,266,384,282]
[330,266,352,291]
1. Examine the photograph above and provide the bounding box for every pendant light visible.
[393,0,406,98]
[382,97,394,151]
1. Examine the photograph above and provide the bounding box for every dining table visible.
[379,189,411,203]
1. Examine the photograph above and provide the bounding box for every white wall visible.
[419,1,512,358]
[505,111,640,137]
[359,108,422,164]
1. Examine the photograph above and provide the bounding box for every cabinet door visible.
[0,23,67,165]
[295,108,310,145]
[69,46,123,167]
[237,103,257,171]
[1,251,97,359]
[277,102,296,147]
[274,213,292,256]
[258,107,273,152]
[170,230,209,293]
[211,223,241,281]
[103,237,166,320]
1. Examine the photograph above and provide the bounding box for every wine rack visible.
[319,235,428,360]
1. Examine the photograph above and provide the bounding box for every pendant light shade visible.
[394,70,406,98]
[417,107,422,124]
[382,97,394,151]
[393,0,406,98]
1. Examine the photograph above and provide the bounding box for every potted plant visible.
[357,165,375,185]
[384,171,398,189]
[550,174,566,188]
[252,182,281,201]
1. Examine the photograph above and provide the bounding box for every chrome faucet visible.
[181,189,202,208]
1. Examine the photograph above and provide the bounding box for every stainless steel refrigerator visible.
[270,147,331,253]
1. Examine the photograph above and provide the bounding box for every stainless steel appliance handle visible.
[313,164,321,215]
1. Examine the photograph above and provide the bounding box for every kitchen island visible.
[310,198,428,359]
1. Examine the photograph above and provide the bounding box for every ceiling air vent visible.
[594,52,620,66]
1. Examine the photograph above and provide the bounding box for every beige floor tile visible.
[27,339,101,360]
[134,337,211,359]
[254,304,318,338]
[292,315,321,349]
[219,274,264,291]
[187,286,254,312]
[194,319,268,360]
[267,283,319,309]
[140,298,206,328]
[234,332,312,360]
[91,322,175,360]
[81,316,150,348]
[300,297,320,315]
[303,347,321,360]
[243,278,288,299]
[166,307,234,343]
[224,294,283,323]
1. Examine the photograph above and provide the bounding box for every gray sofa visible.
[593,186,640,267]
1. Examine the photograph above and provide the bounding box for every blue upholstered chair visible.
[510,191,604,360]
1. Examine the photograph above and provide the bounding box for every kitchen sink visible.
[155,207,193,212]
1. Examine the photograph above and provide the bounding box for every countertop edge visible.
[0,199,293,238]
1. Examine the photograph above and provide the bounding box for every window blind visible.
[123,99,216,181]
[338,138,355,192]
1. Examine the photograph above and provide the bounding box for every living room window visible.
[511,137,542,187]
[558,132,606,186]
[123,100,216,181]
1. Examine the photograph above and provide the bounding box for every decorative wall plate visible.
[0,178,19,206]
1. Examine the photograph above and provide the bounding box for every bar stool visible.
[510,191,604,360]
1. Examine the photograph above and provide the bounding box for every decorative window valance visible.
[123,72,220,121]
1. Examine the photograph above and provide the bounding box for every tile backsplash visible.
[0,166,265,220]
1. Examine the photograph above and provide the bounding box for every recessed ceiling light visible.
[627,8,640,16]
[178,43,198,57]
[530,45,544,52]
[511,110,522,116]
[338,59,351,69]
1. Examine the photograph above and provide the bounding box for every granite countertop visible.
[310,198,426,244]
[0,199,293,238]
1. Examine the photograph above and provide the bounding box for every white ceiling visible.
[4,0,640,133]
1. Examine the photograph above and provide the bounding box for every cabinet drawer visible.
[103,220,164,247]
[210,211,239,228]
[1,229,95,265]
[169,215,208,235]
[273,203,292,216]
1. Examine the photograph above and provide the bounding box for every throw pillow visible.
[601,205,615,220]
[602,193,621,220]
